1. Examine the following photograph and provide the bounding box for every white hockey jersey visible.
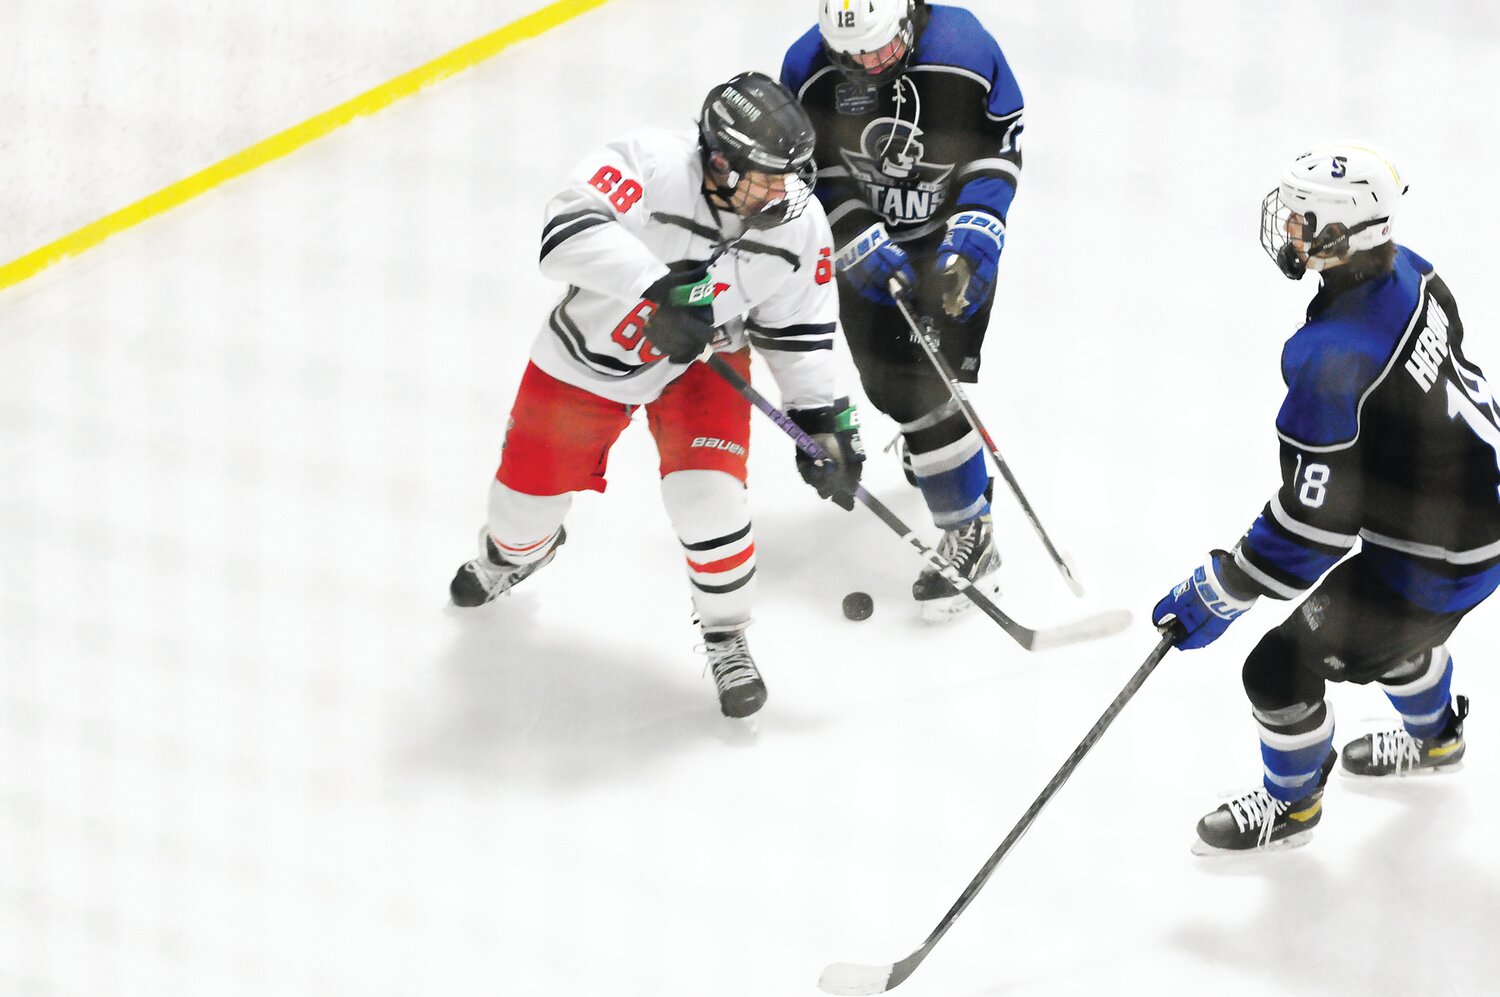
[530,127,842,409]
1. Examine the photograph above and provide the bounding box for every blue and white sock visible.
[1380,646,1455,740]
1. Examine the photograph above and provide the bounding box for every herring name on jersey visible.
[530,127,840,409]
[780,4,1024,245]
[1232,247,1500,613]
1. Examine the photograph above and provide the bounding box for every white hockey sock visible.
[661,470,755,632]
[486,479,570,565]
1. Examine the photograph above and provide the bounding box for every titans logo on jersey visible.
[840,118,954,225]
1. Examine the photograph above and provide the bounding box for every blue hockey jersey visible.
[1231,247,1500,613]
[780,4,1024,247]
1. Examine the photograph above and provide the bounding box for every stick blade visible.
[1026,608,1133,652]
[819,962,896,995]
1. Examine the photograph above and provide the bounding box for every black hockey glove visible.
[789,400,865,511]
[642,263,718,364]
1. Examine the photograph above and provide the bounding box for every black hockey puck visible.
[842,591,874,621]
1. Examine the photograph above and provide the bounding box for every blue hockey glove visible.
[935,211,1005,321]
[835,223,916,306]
[1152,551,1258,651]
[642,263,717,363]
[788,400,866,511]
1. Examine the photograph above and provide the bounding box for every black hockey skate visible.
[1341,695,1468,777]
[703,630,766,719]
[448,527,565,608]
[913,512,999,622]
[1193,749,1336,855]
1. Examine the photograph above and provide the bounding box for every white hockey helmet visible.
[818,0,919,81]
[1260,143,1407,279]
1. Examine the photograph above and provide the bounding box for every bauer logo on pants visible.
[691,437,746,457]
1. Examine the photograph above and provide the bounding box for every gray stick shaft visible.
[889,289,1083,595]
[888,629,1179,989]
[702,352,1036,647]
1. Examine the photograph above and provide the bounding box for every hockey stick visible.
[889,281,1086,597]
[704,352,1129,652]
[818,627,1182,995]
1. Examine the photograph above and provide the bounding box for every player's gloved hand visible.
[642,262,718,363]
[1152,550,1259,651]
[835,223,916,306]
[936,210,1006,320]
[788,399,866,511]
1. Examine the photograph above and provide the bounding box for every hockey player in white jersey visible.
[449,72,865,720]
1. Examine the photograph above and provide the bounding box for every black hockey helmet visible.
[698,72,817,229]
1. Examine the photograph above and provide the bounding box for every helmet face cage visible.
[1261,186,1308,279]
[704,146,817,230]
[734,162,817,230]
[1261,185,1388,280]
[820,0,917,83]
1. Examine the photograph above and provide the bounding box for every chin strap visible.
[1276,217,1392,279]
[1309,212,1392,261]
[698,145,737,212]
[702,182,733,214]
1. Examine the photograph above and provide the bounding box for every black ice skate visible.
[1341,695,1468,777]
[448,527,565,608]
[703,630,766,719]
[1193,750,1336,855]
[913,512,999,622]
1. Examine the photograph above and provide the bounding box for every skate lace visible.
[1369,729,1423,773]
[469,553,528,592]
[937,519,991,576]
[469,528,562,596]
[704,634,760,694]
[1225,789,1289,848]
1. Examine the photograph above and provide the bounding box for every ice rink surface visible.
[4,2,1500,995]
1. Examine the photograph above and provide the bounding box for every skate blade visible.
[1338,760,1465,779]
[1190,830,1314,857]
[712,715,760,745]
[918,581,1001,624]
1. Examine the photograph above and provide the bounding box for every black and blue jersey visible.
[1229,246,1500,613]
[779,4,1024,249]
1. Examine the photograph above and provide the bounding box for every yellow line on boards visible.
[0,0,611,294]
